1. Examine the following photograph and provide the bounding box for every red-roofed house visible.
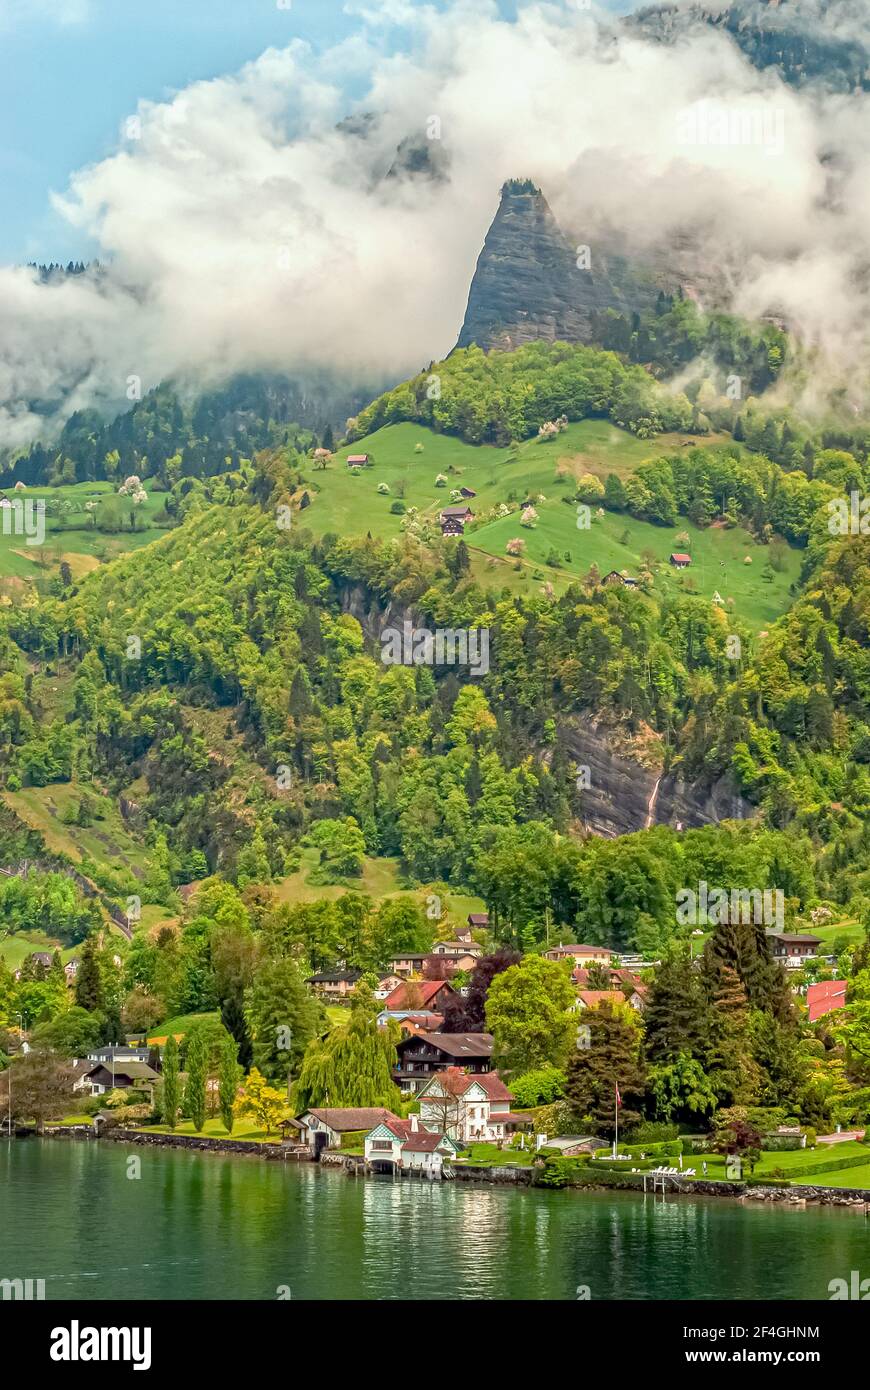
[347,454,369,467]
[577,989,627,1010]
[383,980,458,1013]
[807,979,847,1023]
[364,1113,458,1173]
[577,987,646,1013]
[573,966,641,989]
[417,1068,531,1144]
[669,552,691,568]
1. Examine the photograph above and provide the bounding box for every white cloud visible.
[3,0,870,447]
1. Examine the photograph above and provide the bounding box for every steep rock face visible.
[455,181,672,353]
[339,585,755,840]
[559,718,754,838]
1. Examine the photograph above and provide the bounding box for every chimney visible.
[410,1113,419,1132]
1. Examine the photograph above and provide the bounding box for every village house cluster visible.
[6,908,845,1174]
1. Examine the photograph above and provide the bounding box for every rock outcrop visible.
[339,585,755,839]
[455,180,677,353]
[559,716,754,837]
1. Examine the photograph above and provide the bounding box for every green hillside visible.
[0,480,170,582]
[298,421,799,627]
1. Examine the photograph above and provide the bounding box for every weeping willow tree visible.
[294,988,402,1111]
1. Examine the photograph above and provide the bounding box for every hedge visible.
[621,1139,683,1158]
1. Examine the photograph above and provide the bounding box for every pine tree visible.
[74,934,104,1013]
[162,1034,180,1130]
[236,827,271,888]
[184,1026,208,1132]
[700,957,760,1106]
[288,666,314,720]
[644,945,711,1064]
[221,993,253,1071]
[564,1001,646,1137]
[246,958,320,1084]
[218,1035,239,1134]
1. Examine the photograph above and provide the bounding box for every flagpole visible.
[613,1083,618,1159]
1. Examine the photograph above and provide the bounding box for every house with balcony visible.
[543,943,615,966]
[417,1068,531,1144]
[393,1031,494,1094]
[767,932,822,969]
[306,969,361,1000]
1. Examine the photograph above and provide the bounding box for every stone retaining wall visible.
[450,1164,534,1185]
[745,1183,870,1205]
[45,1126,312,1161]
[36,1131,870,1204]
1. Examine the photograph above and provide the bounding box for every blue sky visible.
[0,0,632,264]
[0,0,361,262]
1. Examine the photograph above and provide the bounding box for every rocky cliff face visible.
[455,181,658,353]
[455,180,686,354]
[630,1,870,93]
[559,717,754,838]
[340,585,755,839]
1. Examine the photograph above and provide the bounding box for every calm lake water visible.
[3,1139,870,1300]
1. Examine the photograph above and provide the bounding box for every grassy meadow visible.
[298,422,800,629]
[0,480,170,584]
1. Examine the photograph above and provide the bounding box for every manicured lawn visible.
[144,1117,282,1144]
[679,1141,870,1184]
[800,1164,870,1188]
[454,1143,534,1167]
[147,1011,220,1045]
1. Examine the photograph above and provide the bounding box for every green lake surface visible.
[3,1139,870,1300]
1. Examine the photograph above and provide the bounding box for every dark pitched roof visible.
[440,504,473,517]
[399,1032,493,1059]
[307,970,361,984]
[85,1060,159,1082]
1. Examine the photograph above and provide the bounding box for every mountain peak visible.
[456,179,666,353]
